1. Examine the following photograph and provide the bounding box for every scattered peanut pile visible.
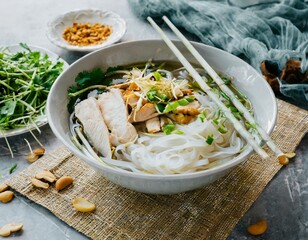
[63,22,112,46]
[30,170,95,212]
[0,183,22,237]
[0,167,95,237]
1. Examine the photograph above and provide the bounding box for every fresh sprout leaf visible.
[0,43,64,130]
[206,135,214,145]
[19,43,31,52]
[9,163,17,174]
[11,52,24,61]
[0,101,16,116]
[162,123,175,135]
[153,71,161,81]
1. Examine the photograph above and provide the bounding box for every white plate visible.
[46,9,126,52]
[0,44,69,138]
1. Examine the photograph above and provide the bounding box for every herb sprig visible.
[0,43,64,130]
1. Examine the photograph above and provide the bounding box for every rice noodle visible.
[69,63,253,175]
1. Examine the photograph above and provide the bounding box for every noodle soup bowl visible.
[47,40,277,194]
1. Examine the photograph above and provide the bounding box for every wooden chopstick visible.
[147,16,270,160]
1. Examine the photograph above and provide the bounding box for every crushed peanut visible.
[63,22,112,46]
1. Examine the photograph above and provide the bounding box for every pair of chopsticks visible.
[147,16,295,164]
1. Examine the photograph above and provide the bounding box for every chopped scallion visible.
[198,110,207,122]
[153,71,161,81]
[162,123,175,135]
[206,135,214,145]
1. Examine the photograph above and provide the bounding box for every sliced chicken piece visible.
[159,116,168,128]
[75,97,111,158]
[123,91,140,108]
[129,103,159,123]
[145,117,161,133]
[98,88,138,146]
[174,101,200,116]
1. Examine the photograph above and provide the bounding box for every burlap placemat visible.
[5,99,308,240]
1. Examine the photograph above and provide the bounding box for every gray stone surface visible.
[0,0,307,239]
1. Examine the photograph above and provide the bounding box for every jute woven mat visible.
[5,99,308,240]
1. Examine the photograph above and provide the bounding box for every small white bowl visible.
[46,9,126,52]
[47,40,277,194]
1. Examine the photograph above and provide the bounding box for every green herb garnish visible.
[146,88,157,102]
[198,110,207,122]
[164,96,194,113]
[9,163,17,174]
[173,130,184,135]
[153,71,161,81]
[67,67,119,113]
[162,123,175,135]
[206,135,214,145]
[0,43,64,130]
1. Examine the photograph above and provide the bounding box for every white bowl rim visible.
[47,39,278,180]
[46,8,127,52]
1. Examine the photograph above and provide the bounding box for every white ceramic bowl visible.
[47,40,277,194]
[46,9,126,52]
